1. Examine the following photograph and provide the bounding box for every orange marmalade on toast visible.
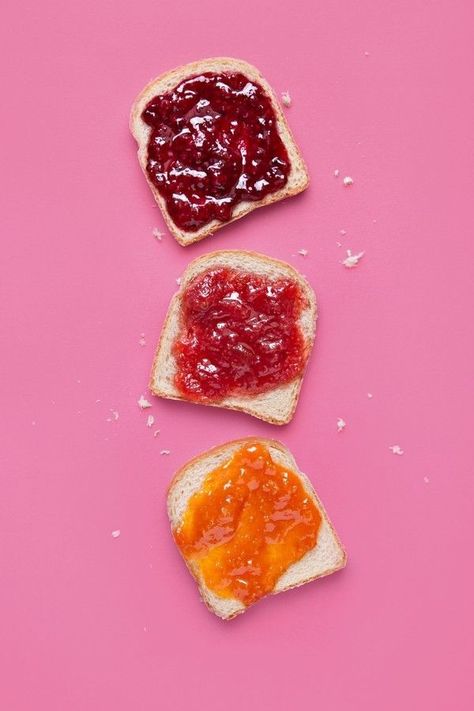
[174,441,321,607]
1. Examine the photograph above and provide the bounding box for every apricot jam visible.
[173,267,307,400]
[175,442,321,606]
[141,72,290,231]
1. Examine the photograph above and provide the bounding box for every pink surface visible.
[1,1,473,709]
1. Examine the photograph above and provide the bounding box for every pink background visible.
[1,1,473,709]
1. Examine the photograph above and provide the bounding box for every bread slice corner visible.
[149,250,317,426]
[130,57,309,246]
[167,437,347,620]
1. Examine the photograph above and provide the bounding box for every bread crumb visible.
[342,250,365,268]
[364,51,370,57]
[281,91,292,107]
[152,227,164,241]
[343,176,354,186]
[153,429,161,437]
[139,335,146,347]
[423,476,430,484]
[336,241,342,247]
[111,529,121,538]
[107,410,119,422]
[389,445,404,455]
[334,169,340,177]
[138,395,152,409]
[95,399,101,403]
[367,392,373,398]
[146,414,155,428]
[337,417,346,432]
[298,248,308,256]
[176,277,182,286]
[340,229,347,236]
[160,449,171,455]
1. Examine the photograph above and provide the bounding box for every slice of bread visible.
[149,250,317,425]
[130,57,309,246]
[168,438,347,620]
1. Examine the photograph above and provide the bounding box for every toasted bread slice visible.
[150,250,317,425]
[168,438,347,620]
[130,57,309,246]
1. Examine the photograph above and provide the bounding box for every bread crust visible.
[130,57,309,246]
[167,437,347,619]
[149,250,317,425]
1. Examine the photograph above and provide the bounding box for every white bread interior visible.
[150,250,317,425]
[130,57,309,246]
[168,438,347,620]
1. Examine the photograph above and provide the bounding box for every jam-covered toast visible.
[149,250,317,425]
[168,438,346,619]
[130,58,309,246]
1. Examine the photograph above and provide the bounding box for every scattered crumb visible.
[337,417,346,432]
[160,449,171,455]
[143,626,148,632]
[389,445,404,455]
[298,248,308,257]
[342,250,365,268]
[176,277,182,286]
[343,176,354,186]
[138,395,152,409]
[334,169,340,177]
[139,335,146,347]
[367,392,373,399]
[153,430,161,438]
[340,229,347,236]
[77,379,81,384]
[107,410,119,422]
[336,241,342,248]
[95,399,101,403]
[373,218,377,223]
[281,91,292,107]
[111,529,121,538]
[152,227,164,241]
[364,51,370,57]
[423,476,430,484]
[146,414,155,428]
[32,420,36,426]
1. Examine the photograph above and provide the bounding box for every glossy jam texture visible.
[173,267,307,401]
[175,442,321,606]
[141,72,290,232]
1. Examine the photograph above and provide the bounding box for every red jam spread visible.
[175,442,321,606]
[141,72,290,232]
[173,267,307,401]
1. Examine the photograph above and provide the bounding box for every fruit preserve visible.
[175,441,321,606]
[173,267,308,401]
[141,72,290,232]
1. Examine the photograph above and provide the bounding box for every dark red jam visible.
[173,268,307,400]
[141,72,290,232]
